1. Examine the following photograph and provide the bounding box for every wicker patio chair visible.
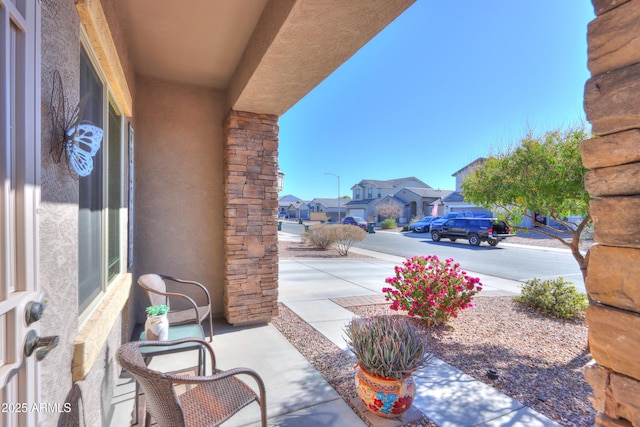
[117,338,267,427]
[138,274,213,341]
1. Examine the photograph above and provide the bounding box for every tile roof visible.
[310,198,344,209]
[443,191,465,202]
[400,187,454,198]
[351,177,431,189]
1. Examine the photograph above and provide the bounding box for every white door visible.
[0,1,47,426]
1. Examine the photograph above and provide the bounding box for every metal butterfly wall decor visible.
[49,70,103,178]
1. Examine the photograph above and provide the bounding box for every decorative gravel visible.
[272,298,594,426]
[350,299,594,426]
[275,233,596,426]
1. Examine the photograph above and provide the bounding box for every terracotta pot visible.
[355,365,416,417]
[144,314,169,340]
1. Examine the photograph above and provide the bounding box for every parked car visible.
[343,216,368,230]
[430,217,514,246]
[408,216,439,233]
[427,211,476,232]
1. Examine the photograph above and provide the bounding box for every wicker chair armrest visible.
[160,275,212,306]
[172,367,266,400]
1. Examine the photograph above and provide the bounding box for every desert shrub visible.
[383,255,483,326]
[304,224,337,249]
[381,218,397,229]
[333,224,366,256]
[344,315,432,380]
[514,277,588,319]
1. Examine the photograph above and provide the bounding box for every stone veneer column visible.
[223,110,279,325]
[583,1,640,425]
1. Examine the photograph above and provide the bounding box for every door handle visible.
[25,293,49,325]
[24,330,59,361]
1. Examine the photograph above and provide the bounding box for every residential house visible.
[278,194,302,217]
[346,177,431,222]
[442,158,493,217]
[346,177,454,224]
[0,1,416,425]
[369,194,408,223]
[393,187,454,220]
[278,195,310,219]
[285,200,310,220]
[308,198,345,222]
[350,177,429,201]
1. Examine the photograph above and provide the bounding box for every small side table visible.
[139,324,206,372]
[134,324,205,425]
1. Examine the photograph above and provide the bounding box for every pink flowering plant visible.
[382,255,483,325]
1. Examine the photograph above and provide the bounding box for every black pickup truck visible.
[430,217,514,246]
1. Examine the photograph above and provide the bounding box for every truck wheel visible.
[488,239,499,246]
[431,231,441,242]
[468,234,481,246]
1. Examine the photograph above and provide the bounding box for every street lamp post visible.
[324,173,340,222]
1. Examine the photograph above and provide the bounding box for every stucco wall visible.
[39,1,81,424]
[99,0,136,100]
[39,1,136,425]
[133,76,226,321]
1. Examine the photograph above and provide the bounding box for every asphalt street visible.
[280,221,586,293]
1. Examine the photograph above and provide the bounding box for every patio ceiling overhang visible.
[113,0,415,116]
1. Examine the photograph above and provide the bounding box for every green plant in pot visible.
[144,304,169,340]
[344,315,432,417]
[145,304,169,317]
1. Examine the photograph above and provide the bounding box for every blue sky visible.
[278,1,595,201]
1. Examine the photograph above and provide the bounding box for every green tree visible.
[461,127,592,280]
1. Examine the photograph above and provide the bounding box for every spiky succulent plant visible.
[344,315,432,380]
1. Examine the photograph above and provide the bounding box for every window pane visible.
[107,103,121,280]
[78,47,103,314]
